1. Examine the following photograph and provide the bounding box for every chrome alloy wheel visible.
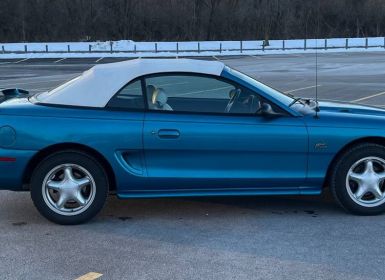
[346,157,385,207]
[42,164,96,216]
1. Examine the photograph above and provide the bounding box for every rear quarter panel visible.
[0,99,144,191]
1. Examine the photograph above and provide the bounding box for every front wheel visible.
[331,143,385,215]
[30,151,108,224]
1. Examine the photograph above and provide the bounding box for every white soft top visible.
[37,58,225,107]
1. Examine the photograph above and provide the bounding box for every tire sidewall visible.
[30,151,108,225]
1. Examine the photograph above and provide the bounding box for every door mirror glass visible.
[256,102,284,117]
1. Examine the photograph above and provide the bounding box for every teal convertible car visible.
[1,58,385,224]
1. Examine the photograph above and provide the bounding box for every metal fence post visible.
[1,45,4,53]
[346,38,349,49]
[134,44,137,53]
[220,43,222,53]
[365,38,368,49]
[282,40,285,50]
[176,42,179,54]
[324,39,327,50]
[155,43,158,53]
[110,41,113,53]
[45,45,48,52]
[262,41,265,52]
[24,45,27,53]
[304,39,307,50]
[67,45,70,52]
[89,44,92,53]
[240,41,243,53]
[384,37,385,49]
[198,42,200,53]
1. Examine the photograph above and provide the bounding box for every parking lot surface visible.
[1,53,385,280]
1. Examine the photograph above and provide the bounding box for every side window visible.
[145,74,261,114]
[107,79,144,110]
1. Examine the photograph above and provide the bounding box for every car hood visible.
[304,100,385,129]
[316,100,385,116]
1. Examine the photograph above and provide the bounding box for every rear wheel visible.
[30,151,108,224]
[331,143,385,215]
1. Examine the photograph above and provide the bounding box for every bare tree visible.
[0,0,384,42]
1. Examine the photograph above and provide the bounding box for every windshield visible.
[226,67,296,107]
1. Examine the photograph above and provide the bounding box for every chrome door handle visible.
[157,129,180,139]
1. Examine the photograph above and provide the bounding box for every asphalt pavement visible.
[0,53,385,280]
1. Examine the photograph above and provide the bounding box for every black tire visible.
[30,150,108,225]
[331,143,385,215]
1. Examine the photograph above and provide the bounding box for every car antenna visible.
[314,0,321,118]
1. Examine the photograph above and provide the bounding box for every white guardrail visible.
[1,37,385,58]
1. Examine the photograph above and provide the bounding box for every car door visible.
[142,73,308,192]
[104,78,147,191]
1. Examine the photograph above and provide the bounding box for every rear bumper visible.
[0,149,36,190]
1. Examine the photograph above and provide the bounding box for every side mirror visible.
[260,102,274,115]
[256,102,274,115]
[256,102,284,117]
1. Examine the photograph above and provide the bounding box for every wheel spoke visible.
[355,185,367,200]
[372,186,383,199]
[56,193,69,209]
[348,171,364,183]
[76,177,91,188]
[63,166,74,181]
[47,180,62,191]
[73,191,87,206]
[376,172,385,181]
[364,160,375,174]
